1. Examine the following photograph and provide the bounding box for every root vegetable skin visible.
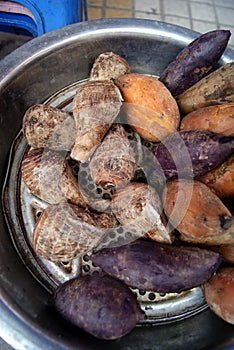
[178,62,234,114]
[53,275,145,340]
[180,103,234,137]
[197,154,234,200]
[90,52,131,81]
[115,73,180,142]
[22,104,76,151]
[203,267,234,325]
[71,80,122,163]
[110,182,174,244]
[91,240,222,293]
[159,30,231,97]
[210,244,234,264]
[89,124,136,192]
[163,179,234,245]
[153,130,234,179]
[33,203,117,262]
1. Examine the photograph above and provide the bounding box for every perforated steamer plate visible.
[2,80,207,326]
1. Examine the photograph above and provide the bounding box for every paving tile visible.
[87,7,103,20]
[87,0,103,7]
[192,20,218,33]
[86,0,234,49]
[134,0,160,13]
[213,0,234,9]
[163,0,190,17]
[190,2,216,22]
[190,0,213,4]
[106,0,133,9]
[164,15,191,29]
[216,7,234,26]
[105,8,133,18]
[134,11,163,21]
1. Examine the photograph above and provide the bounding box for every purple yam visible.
[53,274,145,340]
[153,130,234,180]
[159,30,231,96]
[91,240,222,293]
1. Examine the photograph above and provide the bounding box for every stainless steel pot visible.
[0,18,234,350]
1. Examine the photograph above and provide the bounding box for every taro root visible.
[159,29,231,97]
[89,124,136,193]
[163,179,234,245]
[110,182,173,244]
[71,80,122,163]
[33,203,117,262]
[115,73,180,142]
[180,103,234,137]
[153,130,234,180]
[178,62,234,114]
[53,275,145,339]
[90,51,131,81]
[203,267,234,325]
[197,154,234,200]
[21,148,87,208]
[22,104,76,151]
[91,240,222,293]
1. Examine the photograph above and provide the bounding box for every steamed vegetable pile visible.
[21,30,234,340]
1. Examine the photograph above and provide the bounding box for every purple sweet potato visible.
[159,30,231,96]
[53,275,145,340]
[91,240,222,293]
[153,130,234,180]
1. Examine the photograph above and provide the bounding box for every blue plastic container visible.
[0,0,87,37]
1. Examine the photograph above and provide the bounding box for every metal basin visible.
[0,18,234,350]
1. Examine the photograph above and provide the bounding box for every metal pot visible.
[0,18,234,350]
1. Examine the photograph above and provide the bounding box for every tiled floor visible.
[87,0,234,48]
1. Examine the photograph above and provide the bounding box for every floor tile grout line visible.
[212,0,220,29]
[102,0,106,18]
[159,0,165,21]
[187,0,194,30]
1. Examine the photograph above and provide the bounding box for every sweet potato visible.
[180,103,234,137]
[159,30,231,96]
[210,244,234,264]
[197,154,234,200]
[203,267,234,324]
[115,73,180,142]
[163,179,234,245]
[53,275,145,339]
[91,240,222,293]
[178,62,234,114]
[153,130,234,179]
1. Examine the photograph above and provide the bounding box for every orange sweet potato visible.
[115,73,180,142]
[180,103,234,137]
[163,179,234,245]
[197,154,234,200]
[203,267,234,324]
[210,244,234,264]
